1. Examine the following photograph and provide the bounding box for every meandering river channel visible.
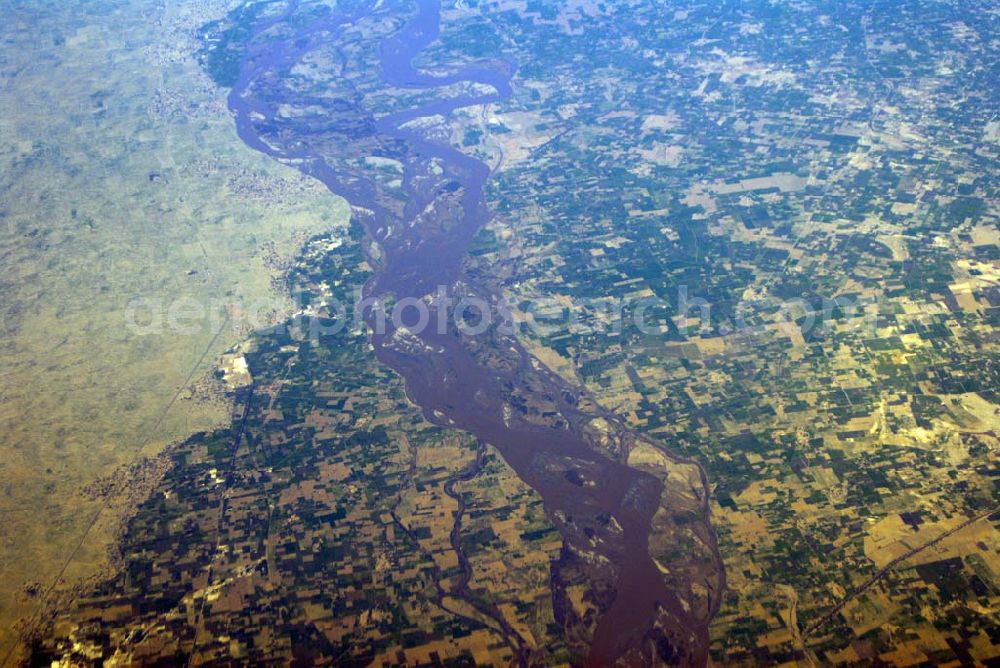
[223,1,724,663]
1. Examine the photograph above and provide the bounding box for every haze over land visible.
[0,1,346,658]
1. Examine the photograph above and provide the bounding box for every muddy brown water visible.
[225,0,723,663]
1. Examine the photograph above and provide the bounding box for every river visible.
[223,0,723,663]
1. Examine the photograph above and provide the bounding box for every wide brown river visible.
[224,0,724,663]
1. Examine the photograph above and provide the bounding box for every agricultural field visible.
[3,0,998,665]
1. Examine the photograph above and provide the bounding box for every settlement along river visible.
[222,0,725,664]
